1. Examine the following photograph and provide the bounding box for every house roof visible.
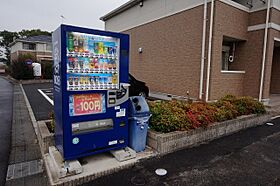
[20,35,52,43]
[9,35,52,47]
[100,0,143,21]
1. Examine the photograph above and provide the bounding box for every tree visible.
[18,29,51,38]
[0,30,19,65]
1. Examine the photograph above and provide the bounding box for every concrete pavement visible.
[85,117,280,186]
[0,77,13,186]
[5,84,49,186]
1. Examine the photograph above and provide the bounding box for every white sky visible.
[0,0,129,32]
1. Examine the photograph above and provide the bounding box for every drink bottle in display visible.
[74,59,79,69]
[98,42,104,54]
[78,36,84,53]
[78,57,84,70]
[94,43,99,54]
[67,33,74,52]
[83,58,89,71]
[68,57,74,69]
[107,76,112,84]
[83,35,89,53]
[73,35,79,52]
[88,36,94,53]
[112,73,117,84]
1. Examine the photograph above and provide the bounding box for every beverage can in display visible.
[67,33,74,52]
[84,76,89,84]
[74,76,79,86]
[68,76,73,85]
[80,76,85,85]
[78,36,84,53]
[73,35,79,52]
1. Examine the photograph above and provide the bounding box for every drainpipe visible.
[199,0,208,100]
[259,0,271,102]
[205,0,214,102]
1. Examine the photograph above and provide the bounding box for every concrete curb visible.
[37,120,55,154]
[147,114,271,155]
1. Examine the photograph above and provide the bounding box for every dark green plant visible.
[47,111,55,133]
[42,61,53,79]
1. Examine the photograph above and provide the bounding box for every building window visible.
[23,43,36,50]
[46,43,52,51]
[221,36,245,73]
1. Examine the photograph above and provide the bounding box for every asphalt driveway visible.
[22,83,53,121]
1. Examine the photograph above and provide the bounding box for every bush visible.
[148,94,266,133]
[149,100,190,133]
[11,53,35,80]
[42,61,53,79]
[11,61,34,80]
[187,102,217,129]
[47,111,55,133]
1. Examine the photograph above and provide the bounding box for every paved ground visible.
[22,83,53,121]
[0,77,13,186]
[84,117,280,186]
[5,84,49,186]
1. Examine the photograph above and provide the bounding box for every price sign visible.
[69,93,105,116]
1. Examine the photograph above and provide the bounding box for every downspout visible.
[199,0,208,100]
[206,0,214,102]
[259,0,271,102]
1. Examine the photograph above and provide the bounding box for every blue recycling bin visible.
[128,96,151,152]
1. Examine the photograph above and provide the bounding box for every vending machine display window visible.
[66,32,120,91]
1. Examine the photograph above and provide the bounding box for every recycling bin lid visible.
[128,96,150,117]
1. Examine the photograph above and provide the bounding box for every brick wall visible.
[209,1,248,100]
[121,0,280,100]
[124,5,205,98]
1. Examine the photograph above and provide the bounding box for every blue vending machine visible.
[52,25,130,160]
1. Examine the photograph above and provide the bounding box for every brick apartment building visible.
[101,0,280,103]
[10,35,52,63]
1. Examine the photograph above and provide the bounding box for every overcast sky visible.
[0,0,129,32]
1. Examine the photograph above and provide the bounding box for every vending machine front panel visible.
[53,25,129,160]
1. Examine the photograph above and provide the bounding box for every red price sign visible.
[70,94,105,116]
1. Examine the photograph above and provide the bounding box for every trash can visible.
[128,96,151,152]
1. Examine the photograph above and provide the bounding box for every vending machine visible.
[52,25,129,160]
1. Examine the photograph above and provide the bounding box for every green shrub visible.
[11,53,35,80]
[148,101,190,133]
[47,111,55,133]
[42,62,53,79]
[187,102,217,128]
[148,94,266,133]
[11,61,34,80]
